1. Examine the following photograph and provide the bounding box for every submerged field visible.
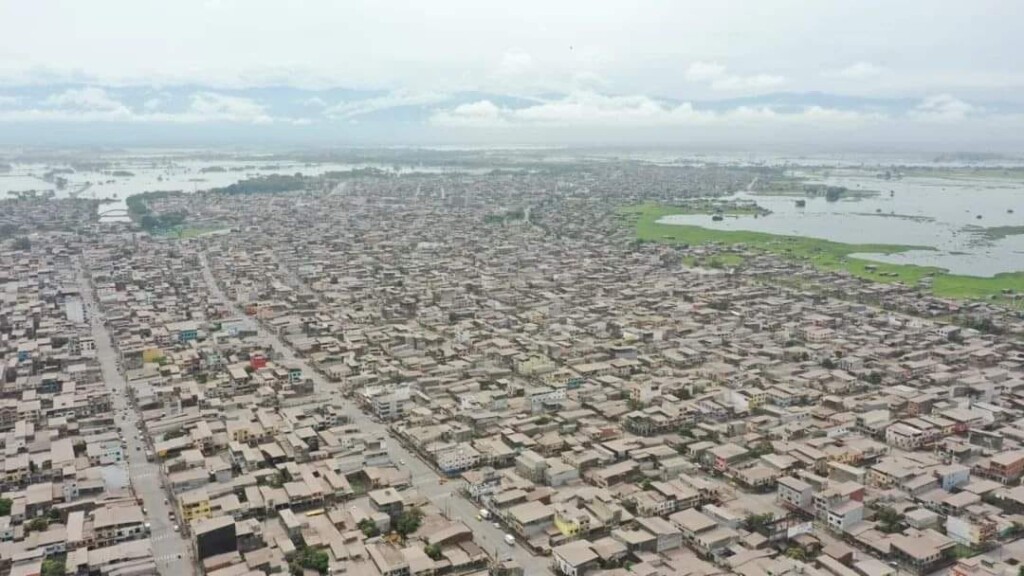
[620,203,1024,303]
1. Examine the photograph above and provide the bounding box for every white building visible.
[435,443,481,474]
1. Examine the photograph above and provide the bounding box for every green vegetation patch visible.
[485,207,526,224]
[159,225,229,239]
[621,203,1024,302]
[211,174,309,195]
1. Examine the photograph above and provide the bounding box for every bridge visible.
[98,208,130,217]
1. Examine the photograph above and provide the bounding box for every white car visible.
[173,524,179,532]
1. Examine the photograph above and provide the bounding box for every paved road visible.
[77,262,194,576]
[198,253,550,574]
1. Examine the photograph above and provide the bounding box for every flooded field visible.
[659,169,1024,277]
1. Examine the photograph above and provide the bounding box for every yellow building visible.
[180,489,212,522]
[553,504,591,538]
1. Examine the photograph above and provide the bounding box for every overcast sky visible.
[1,0,1022,148]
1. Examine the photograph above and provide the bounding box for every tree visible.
[41,556,66,576]
[0,498,11,516]
[876,506,904,534]
[47,507,61,521]
[26,517,49,533]
[1009,521,1024,538]
[395,508,424,538]
[866,371,882,385]
[743,513,775,535]
[424,543,443,560]
[785,546,807,561]
[357,518,380,538]
[821,357,836,369]
[290,546,329,575]
[140,214,161,231]
[163,428,188,441]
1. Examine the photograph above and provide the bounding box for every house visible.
[552,541,599,576]
[708,443,749,472]
[889,529,955,575]
[181,489,212,523]
[976,451,1024,484]
[636,516,682,553]
[777,476,813,511]
[825,500,863,533]
[507,501,554,538]
[368,488,404,522]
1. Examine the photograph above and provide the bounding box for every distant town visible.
[1,153,1023,576]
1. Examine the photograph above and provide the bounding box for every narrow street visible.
[197,252,551,574]
[77,260,194,576]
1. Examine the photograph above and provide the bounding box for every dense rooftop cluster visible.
[1,163,1023,576]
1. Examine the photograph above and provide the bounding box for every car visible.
[163,499,169,505]
[475,514,482,521]
[493,522,500,528]
[399,459,405,465]
[173,524,179,532]
[504,534,515,545]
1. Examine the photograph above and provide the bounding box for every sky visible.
[1,0,1023,150]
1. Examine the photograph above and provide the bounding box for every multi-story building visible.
[180,489,213,523]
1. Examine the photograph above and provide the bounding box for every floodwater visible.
[658,170,1024,277]
[0,158,476,223]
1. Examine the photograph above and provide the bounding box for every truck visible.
[479,509,490,520]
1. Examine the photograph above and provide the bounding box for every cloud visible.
[685,61,785,91]
[303,96,327,108]
[571,71,608,90]
[685,62,727,82]
[325,90,449,119]
[496,49,534,78]
[0,88,277,124]
[0,95,20,106]
[828,61,884,79]
[432,100,510,128]
[44,87,130,113]
[430,91,879,129]
[187,92,272,123]
[910,94,977,122]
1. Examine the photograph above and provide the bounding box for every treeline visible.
[484,207,525,224]
[321,167,390,179]
[210,174,308,195]
[126,190,188,233]
[803,184,848,202]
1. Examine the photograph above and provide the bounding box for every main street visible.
[197,252,551,574]
[77,261,194,576]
